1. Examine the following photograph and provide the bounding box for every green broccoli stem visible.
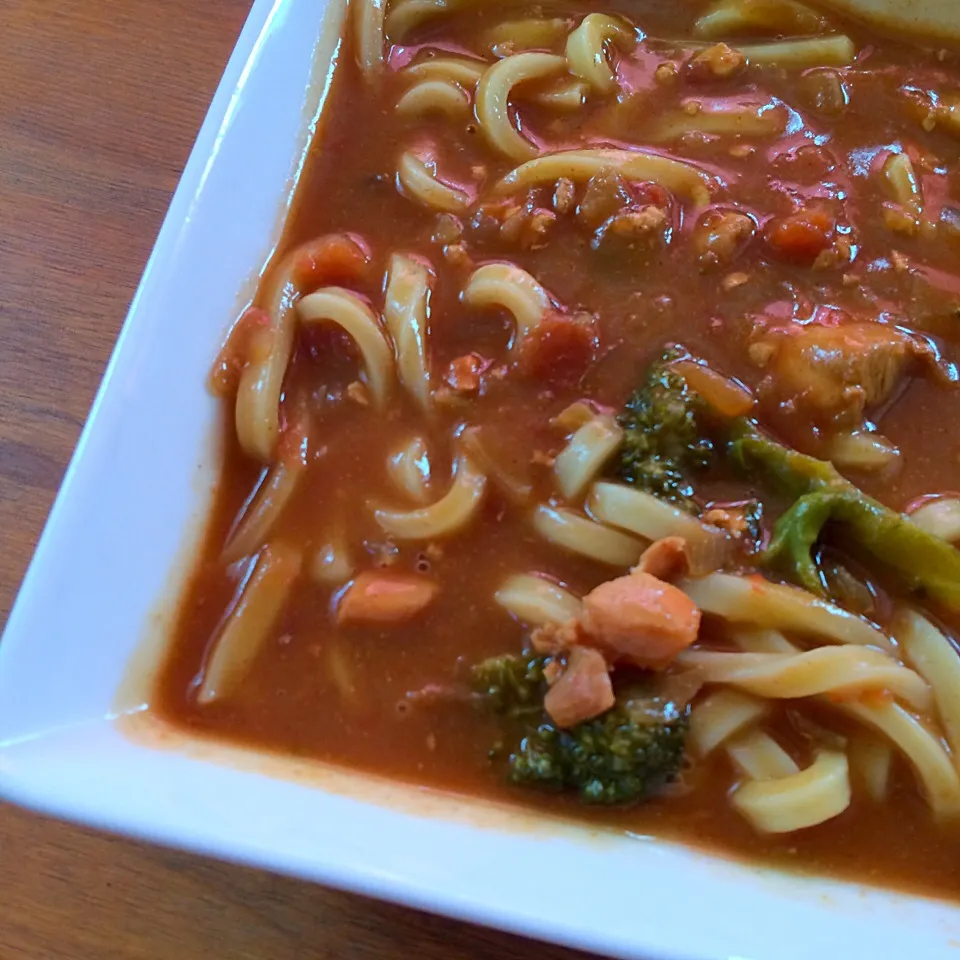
[730,419,960,612]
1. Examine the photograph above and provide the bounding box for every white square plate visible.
[2,2,959,957]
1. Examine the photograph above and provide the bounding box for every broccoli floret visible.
[510,699,689,805]
[730,418,960,612]
[472,654,689,805]
[615,346,713,510]
[470,653,548,718]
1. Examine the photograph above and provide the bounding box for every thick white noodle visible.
[647,102,787,142]
[730,627,799,654]
[835,699,960,819]
[678,646,932,712]
[694,0,827,38]
[689,689,768,757]
[587,481,729,574]
[849,734,893,802]
[726,728,800,780]
[397,79,471,119]
[736,35,856,68]
[565,14,635,94]
[895,608,960,769]
[731,750,851,833]
[197,542,302,705]
[384,253,432,409]
[386,0,459,40]
[554,416,623,501]
[476,52,567,160]
[221,444,308,563]
[881,152,923,215]
[495,149,714,206]
[677,572,891,650]
[296,287,395,408]
[354,0,387,75]
[532,504,645,566]
[386,436,433,504]
[908,497,960,543]
[404,56,486,86]
[374,453,486,539]
[397,151,471,212]
[235,260,298,462]
[462,263,553,350]
[494,574,582,626]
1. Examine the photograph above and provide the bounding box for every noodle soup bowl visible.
[2,0,960,957]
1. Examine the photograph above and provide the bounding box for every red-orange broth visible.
[156,0,960,898]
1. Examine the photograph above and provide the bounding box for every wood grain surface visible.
[0,3,594,957]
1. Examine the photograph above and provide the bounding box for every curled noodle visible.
[296,287,395,408]
[397,151,471,212]
[565,13,635,94]
[384,253,433,409]
[462,262,553,350]
[476,52,567,160]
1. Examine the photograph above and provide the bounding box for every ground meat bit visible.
[553,177,577,214]
[472,193,557,250]
[811,235,854,270]
[722,271,750,291]
[593,205,670,255]
[692,209,755,267]
[431,213,463,245]
[442,242,473,268]
[501,206,556,249]
[517,311,600,386]
[686,42,746,81]
[654,61,679,85]
[882,202,920,236]
[578,168,633,229]
[346,380,370,406]
[445,353,487,393]
[702,506,752,538]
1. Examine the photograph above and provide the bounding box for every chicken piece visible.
[635,536,689,581]
[543,646,615,728]
[579,569,701,669]
[752,320,931,424]
[337,571,438,624]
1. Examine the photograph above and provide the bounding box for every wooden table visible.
[0,3,594,957]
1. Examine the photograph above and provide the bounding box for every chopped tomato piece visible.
[765,207,836,265]
[337,572,439,625]
[292,233,371,292]
[517,311,599,385]
[446,353,487,393]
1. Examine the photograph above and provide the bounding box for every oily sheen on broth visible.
[157,0,960,898]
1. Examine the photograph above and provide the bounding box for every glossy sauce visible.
[156,2,960,899]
